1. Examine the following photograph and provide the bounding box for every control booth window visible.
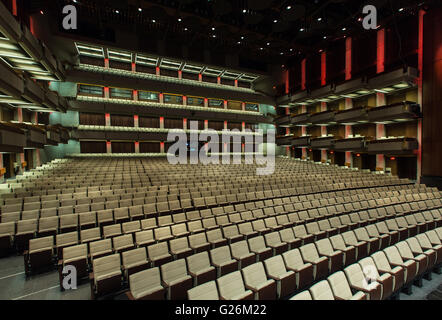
[138,91,159,102]
[110,88,133,99]
[245,103,259,112]
[208,99,223,108]
[78,84,103,97]
[187,96,204,107]
[164,94,183,105]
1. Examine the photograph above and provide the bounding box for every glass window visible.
[110,88,132,99]
[78,84,103,96]
[208,99,223,108]
[187,97,204,107]
[245,103,259,112]
[164,94,183,105]
[138,91,159,101]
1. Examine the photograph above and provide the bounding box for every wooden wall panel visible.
[79,113,105,126]
[80,141,106,153]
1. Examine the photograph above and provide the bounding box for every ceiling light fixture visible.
[178,18,182,22]
[138,8,142,12]
[242,9,247,13]
[286,6,292,10]
[300,28,305,32]
[317,17,322,22]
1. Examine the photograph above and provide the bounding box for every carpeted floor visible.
[426,284,442,300]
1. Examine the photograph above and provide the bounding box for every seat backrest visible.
[0,222,15,236]
[424,230,441,245]
[328,271,353,300]
[90,239,112,255]
[371,251,392,272]
[309,280,335,300]
[384,246,404,265]
[265,232,282,246]
[315,238,333,256]
[188,281,219,300]
[358,257,381,280]
[148,242,169,259]
[395,241,414,260]
[290,290,312,300]
[189,233,208,247]
[170,237,189,252]
[29,236,54,253]
[263,255,287,278]
[81,227,101,241]
[242,262,267,288]
[161,259,188,284]
[230,240,250,258]
[300,243,319,261]
[217,271,247,299]
[248,236,266,252]
[210,246,232,265]
[129,268,161,297]
[56,231,78,246]
[63,244,88,261]
[93,254,121,277]
[282,248,305,270]
[186,251,211,274]
[122,247,147,266]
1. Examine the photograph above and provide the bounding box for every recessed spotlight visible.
[300,28,305,32]
[286,6,292,10]
[342,27,346,31]
[273,19,278,23]
[290,48,293,52]
[138,8,142,12]
[40,10,44,14]
[178,18,182,22]
[267,42,270,45]
[260,47,263,50]
[212,27,215,31]
[317,17,322,22]
[242,9,247,13]
[152,19,156,23]
[237,41,241,44]
[184,27,188,31]
[115,10,119,14]
[212,34,216,38]
[280,52,284,55]
[398,8,404,12]
[241,36,244,40]
[323,36,327,39]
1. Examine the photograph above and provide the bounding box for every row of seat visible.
[292,230,442,300]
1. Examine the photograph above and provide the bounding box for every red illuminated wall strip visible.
[321,52,326,86]
[301,59,306,90]
[345,37,352,80]
[12,0,17,16]
[29,16,35,35]
[285,70,290,94]
[377,29,385,74]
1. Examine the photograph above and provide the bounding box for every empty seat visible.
[290,290,312,300]
[188,281,219,300]
[306,222,327,241]
[292,225,315,245]
[171,223,189,238]
[264,255,297,298]
[222,225,244,244]
[248,236,272,262]
[365,224,391,250]
[60,244,88,284]
[186,251,216,286]
[89,239,112,260]
[344,263,382,300]
[161,259,193,300]
[282,249,314,291]
[358,257,395,299]
[147,242,172,267]
[341,231,369,260]
[141,218,157,230]
[127,268,165,300]
[113,234,134,253]
[135,230,155,247]
[264,232,288,255]
[79,212,96,230]
[230,240,256,268]
[327,271,367,300]
[15,219,37,252]
[354,227,381,255]
[114,208,129,224]
[309,280,335,300]
[299,243,329,280]
[216,271,253,300]
[189,233,210,253]
[122,248,149,277]
[0,222,15,256]
[25,236,54,275]
[383,246,418,290]
[81,227,101,244]
[154,226,173,242]
[417,231,442,265]
[169,237,192,259]
[238,222,259,239]
[210,245,238,277]
[103,224,122,239]
[315,238,344,273]
[122,221,141,234]
[38,217,59,237]
[395,241,429,279]
[56,231,78,259]
[206,228,228,248]
[242,262,276,300]
[91,254,122,299]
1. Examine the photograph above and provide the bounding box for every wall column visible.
[376,93,386,171]
[345,98,353,168]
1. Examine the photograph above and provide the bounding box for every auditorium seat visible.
[309,280,335,300]
[0,222,15,256]
[420,231,442,265]
[341,231,369,260]
[358,256,394,299]
[216,271,253,300]
[25,236,54,275]
[289,290,312,300]
[385,219,409,242]
[141,218,157,230]
[38,217,59,237]
[315,238,344,273]
[186,251,216,286]
[354,228,381,255]
[252,219,271,235]
[281,248,314,290]
[135,230,155,247]
[154,226,173,242]
[406,237,437,272]
[301,243,330,280]
[264,232,288,255]
[81,227,102,244]
[317,219,338,237]
[223,225,244,244]
[161,259,193,300]
[230,240,256,268]
[188,281,219,300]
[395,241,428,279]
[91,254,122,299]
[264,255,297,298]
[344,263,382,300]
[248,236,272,262]
[89,239,113,260]
[292,225,315,245]
[79,212,97,230]
[206,229,228,248]
[189,233,211,253]
[147,242,172,267]
[56,232,78,259]
[122,248,149,277]
[238,222,259,239]
[383,246,418,290]
[169,237,192,259]
[242,262,276,300]
[127,268,165,300]
[210,245,238,277]
[15,219,37,252]
[114,208,130,224]
[327,271,367,300]
[365,224,391,250]
[123,221,141,234]
[59,244,88,286]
